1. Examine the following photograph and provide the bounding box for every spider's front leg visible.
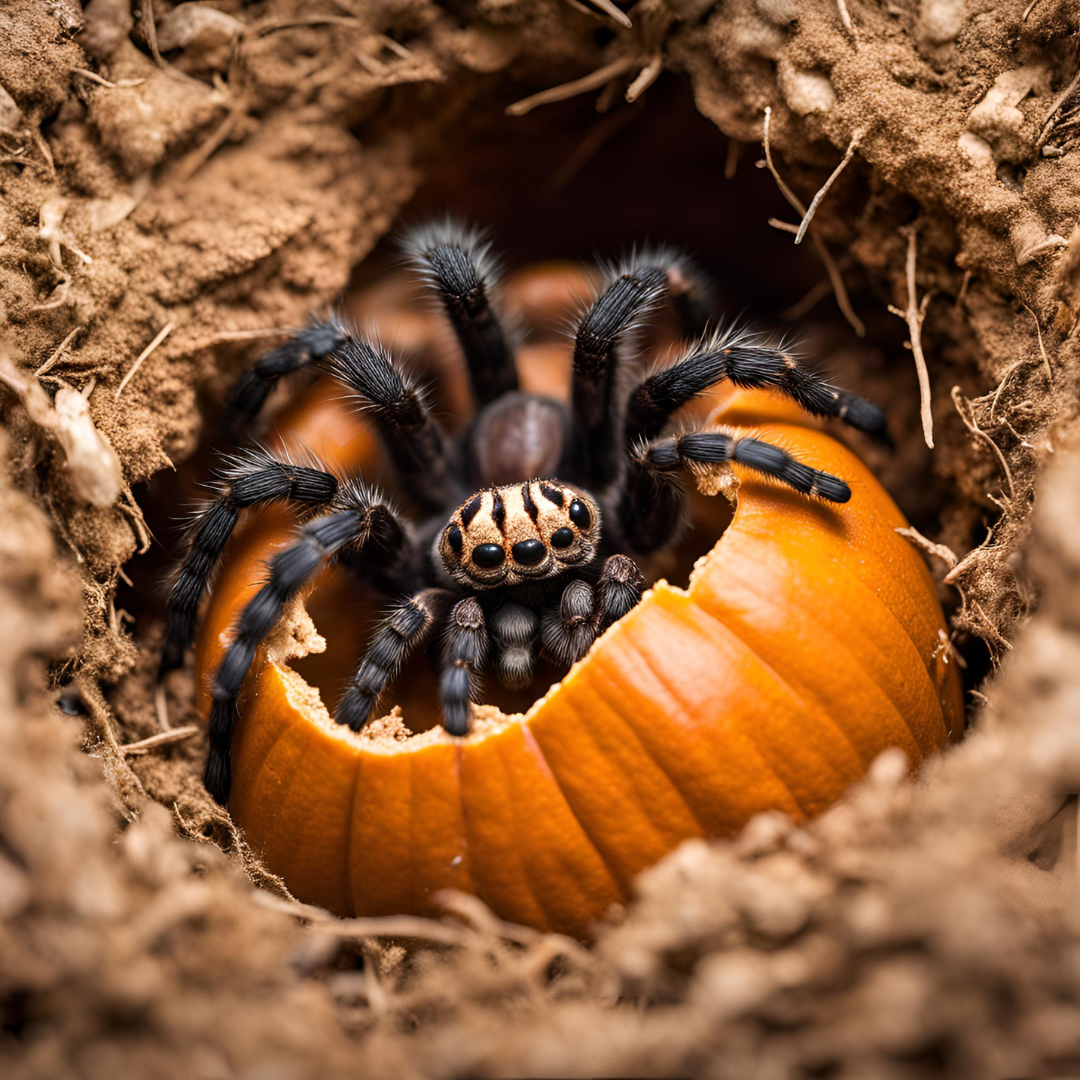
[618,429,851,557]
[335,588,455,732]
[440,598,489,736]
[160,448,340,679]
[624,324,890,445]
[489,599,541,691]
[541,555,645,666]
[205,484,412,804]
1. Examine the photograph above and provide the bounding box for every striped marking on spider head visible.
[438,481,600,590]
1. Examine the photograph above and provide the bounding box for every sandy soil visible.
[2,0,1080,1076]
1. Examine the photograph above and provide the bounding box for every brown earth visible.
[2,0,1080,1077]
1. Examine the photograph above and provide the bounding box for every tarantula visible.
[159,221,887,805]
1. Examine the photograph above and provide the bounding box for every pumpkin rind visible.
[194,379,962,936]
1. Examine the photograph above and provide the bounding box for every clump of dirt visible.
[2,0,1080,1076]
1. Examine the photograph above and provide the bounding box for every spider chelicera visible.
[159,221,888,804]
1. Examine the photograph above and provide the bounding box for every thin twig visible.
[563,0,633,27]
[204,327,295,344]
[1021,302,1054,384]
[989,358,1025,420]
[34,324,83,376]
[761,107,865,336]
[121,725,199,756]
[836,0,855,35]
[141,0,166,67]
[1039,68,1080,145]
[626,54,662,103]
[768,218,800,234]
[1022,0,1042,19]
[781,266,846,324]
[795,128,863,244]
[72,69,145,89]
[257,14,361,35]
[951,385,1015,499]
[31,129,56,180]
[115,321,175,400]
[506,56,638,117]
[887,226,934,448]
[895,526,958,569]
[174,93,250,182]
[154,683,172,732]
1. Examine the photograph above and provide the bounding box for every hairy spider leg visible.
[205,484,413,804]
[488,598,541,690]
[541,578,598,668]
[159,448,340,678]
[568,263,669,489]
[335,587,455,732]
[318,338,462,513]
[540,554,646,665]
[618,430,850,556]
[223,320,349,435]
[441,598,489,737]
[403,220,518,407]
[625,324,890,445]
[595,553,647,630]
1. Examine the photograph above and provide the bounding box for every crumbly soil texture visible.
[2,1,1080,1077]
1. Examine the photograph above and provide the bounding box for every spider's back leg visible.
[617,428,850,557]
[404,220,518,408]
[223,320,348,435]
[625,326,889,445]
[205,484,414,803]
[159,448,339,679]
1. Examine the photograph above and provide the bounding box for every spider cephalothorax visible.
[438,482,600,589]
[160,219,889,805]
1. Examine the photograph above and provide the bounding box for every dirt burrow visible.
[2,0,1080,1077]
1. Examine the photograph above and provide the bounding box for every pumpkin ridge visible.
[519,724,626,904]
[566,583,811,831]
[590,633,712,838]
[669,595,861,818]
[494,735,557,931]
[690,569,916,768]
[684,592,871,782]
[342,746,362,915]
[530,675,683,888]
[246,710,324,882]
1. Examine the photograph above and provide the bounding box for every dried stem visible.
[761,107,865,336]
[34,325,84,376]
[563,0,633,27]
[115,322,175,400]
[887,226,934,448]
[506,56,638,117]
[1021,302,1054,384]
[1038,68,1080,146]
[896,526,958,569]
[121,725,199,756]
[951,385,1015,500]
[626,54,662,103]
[73,69,145,89]
[836,0,855,35]
[795,128,863,245]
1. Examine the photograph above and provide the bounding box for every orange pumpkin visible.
[193,266,962,937]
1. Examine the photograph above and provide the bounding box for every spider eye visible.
[568,500,591,529]
[550,527,574,549]
[446,525,463,554]
[512,539,545,565]
[471,543,505,569]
